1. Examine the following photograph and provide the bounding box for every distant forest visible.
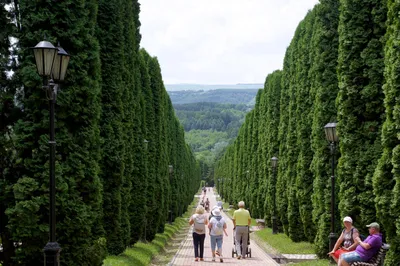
[174,102,251,136]
[173,102,252,184]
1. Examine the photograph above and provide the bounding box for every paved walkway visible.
[170,188,279,265]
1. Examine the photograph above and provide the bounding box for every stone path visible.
[169,189,279,266]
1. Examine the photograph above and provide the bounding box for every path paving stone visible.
[169,189,279,266]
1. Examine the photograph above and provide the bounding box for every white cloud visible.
[140,0,319,84]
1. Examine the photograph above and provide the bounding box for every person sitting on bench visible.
[338,222,382,266]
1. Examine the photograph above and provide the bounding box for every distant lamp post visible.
[32,40,70,266]
[271,157,278,234]
[168,165,173,224]
[218,178,224,199]
[324,122,338,257]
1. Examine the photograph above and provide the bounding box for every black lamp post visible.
[219,178,224,199]
[324,122,339,258]
[168,165,173,224]
[32,40,70,266]
[271,156,278,234]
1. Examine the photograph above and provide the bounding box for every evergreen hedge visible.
[215,0,400,260]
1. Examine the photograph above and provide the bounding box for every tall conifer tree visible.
[373,0,400,262]
[310,0,340,257]
[96,0,126,254]
[336,0,386,228]
[8,0,104,264]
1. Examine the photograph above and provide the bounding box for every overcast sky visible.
[140,0,319,84]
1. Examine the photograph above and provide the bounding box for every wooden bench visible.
[350,244,390,266]
[256,219,266,229]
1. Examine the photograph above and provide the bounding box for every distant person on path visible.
[189,205,208,262]
[232,201,251,260]
[205,198,210,212]
[328,216,360,262]
[338,222,383,266]
[208,208,228,262]
[217,200,223,211]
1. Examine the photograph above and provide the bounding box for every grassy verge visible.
[103,201,196,266]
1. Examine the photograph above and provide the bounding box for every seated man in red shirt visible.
[338,222,382,266]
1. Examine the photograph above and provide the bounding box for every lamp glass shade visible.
[52,46,70,81]
[33,41,57,77]
[324,123,338,142]
[271,157,278,168]
[168,165,173,173]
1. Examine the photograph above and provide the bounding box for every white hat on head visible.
[213,209,221,216]
[343,216,353,223]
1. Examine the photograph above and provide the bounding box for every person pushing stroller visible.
[232,201,251,260]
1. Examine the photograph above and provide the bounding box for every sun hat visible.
[343,216,353,223]
[213,209,221,216]
[366,222,380,230]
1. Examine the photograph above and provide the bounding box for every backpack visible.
[211,216,224,235]
[193,214,206,234]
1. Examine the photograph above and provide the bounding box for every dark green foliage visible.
[336,0,386,230]
[96,0,126,254]
[139,49,158,241]
[373,0,400,262]
[6,0,105,264]
[0,2,19,264]
[1,0,200,264]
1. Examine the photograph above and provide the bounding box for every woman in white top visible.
[189,205,208,261]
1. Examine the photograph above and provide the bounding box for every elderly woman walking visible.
[208,208,228,262]
[189,205,208,261]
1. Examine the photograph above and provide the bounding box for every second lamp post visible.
[324,122,339,256]
[271,156,278,234]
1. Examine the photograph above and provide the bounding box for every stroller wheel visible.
[249,248,252,258]
[232,248,235,258]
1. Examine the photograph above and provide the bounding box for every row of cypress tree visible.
[215,0,400,263]
[0,1,200,265]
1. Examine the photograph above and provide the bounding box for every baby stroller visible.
[232,227,251,258]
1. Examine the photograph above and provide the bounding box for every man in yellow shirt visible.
[232,201,251,259]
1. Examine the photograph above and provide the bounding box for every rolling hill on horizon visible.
[167,88,259,105]
[165,83,263,91]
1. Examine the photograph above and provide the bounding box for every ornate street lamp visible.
[32,40,70,266]
[271,157,278,234]
[324,122,338,258]
[168,165,173,224]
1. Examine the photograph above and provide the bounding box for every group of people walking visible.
[188,189,251,263]
[189,189,383,265]
[328,216,383,266]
